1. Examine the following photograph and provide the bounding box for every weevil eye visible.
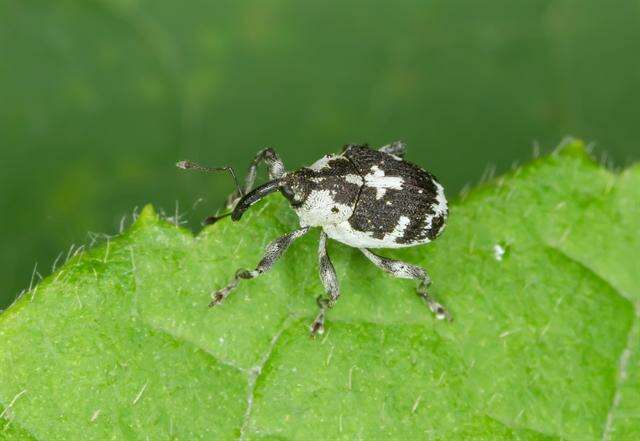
[280,184,303,207]
[281,184,293,198]
[280,171,312,208]
[280,184,294,199]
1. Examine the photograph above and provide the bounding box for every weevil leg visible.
[359,248,451,321]
[209,227,310,307]
[310,231,341,337]
[181,148,286,223]
[378,140,406,158]
[225,148,286,208]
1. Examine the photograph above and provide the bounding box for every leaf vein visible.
[239,315,294,441]
[545,243,633,303]
[142,319,248,373]
[0,394,41,441]
[601,301,640,441]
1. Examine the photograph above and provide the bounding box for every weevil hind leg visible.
[359,248,451,321]
[310,231,341,337]
[209,227,310,306]
[378,140,406,158]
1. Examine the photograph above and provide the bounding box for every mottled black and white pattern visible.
[178,141,450,336]
[279,154,362,227]
[322,144,448,249]
[310,231,340,335]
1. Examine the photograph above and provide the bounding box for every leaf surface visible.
[1,142,638,440]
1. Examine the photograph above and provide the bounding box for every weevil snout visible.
[231,179,281,221]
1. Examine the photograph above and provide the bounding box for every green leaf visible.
[1,141,638,440]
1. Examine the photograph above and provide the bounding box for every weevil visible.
[177,141,450,336]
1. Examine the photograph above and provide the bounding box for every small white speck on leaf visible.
[493,244,505,261]
[90,409,101,422]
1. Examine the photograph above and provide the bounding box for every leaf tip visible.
[554,137,592,159]
[137,204,159,225]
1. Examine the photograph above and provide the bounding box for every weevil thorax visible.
[279,154,363,228]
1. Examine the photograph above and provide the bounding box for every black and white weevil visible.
[177,141,450,336]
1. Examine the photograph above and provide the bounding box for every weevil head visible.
[279,167,360,227]
[278,170,312,209]
[232,164,360,227]
[230,170,312,221]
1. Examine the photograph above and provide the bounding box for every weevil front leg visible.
[209,227,310,306]
[310,231,341,337]
[225,148,286,208]
[199,148,286,225]
[360,248,451,321]
[378,140,406,158]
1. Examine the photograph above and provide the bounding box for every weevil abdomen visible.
[322,145,448,248]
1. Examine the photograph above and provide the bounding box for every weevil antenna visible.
[176,160,243,198]
[202,212,231,226]
[231,179,280,221]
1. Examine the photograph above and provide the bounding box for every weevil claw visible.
[433,304,452,321]
[208,292,225,308]
[310,314,326,338]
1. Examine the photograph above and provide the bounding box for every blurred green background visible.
[1,0,639,309]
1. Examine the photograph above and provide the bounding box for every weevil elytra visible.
[178,141,450,336]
